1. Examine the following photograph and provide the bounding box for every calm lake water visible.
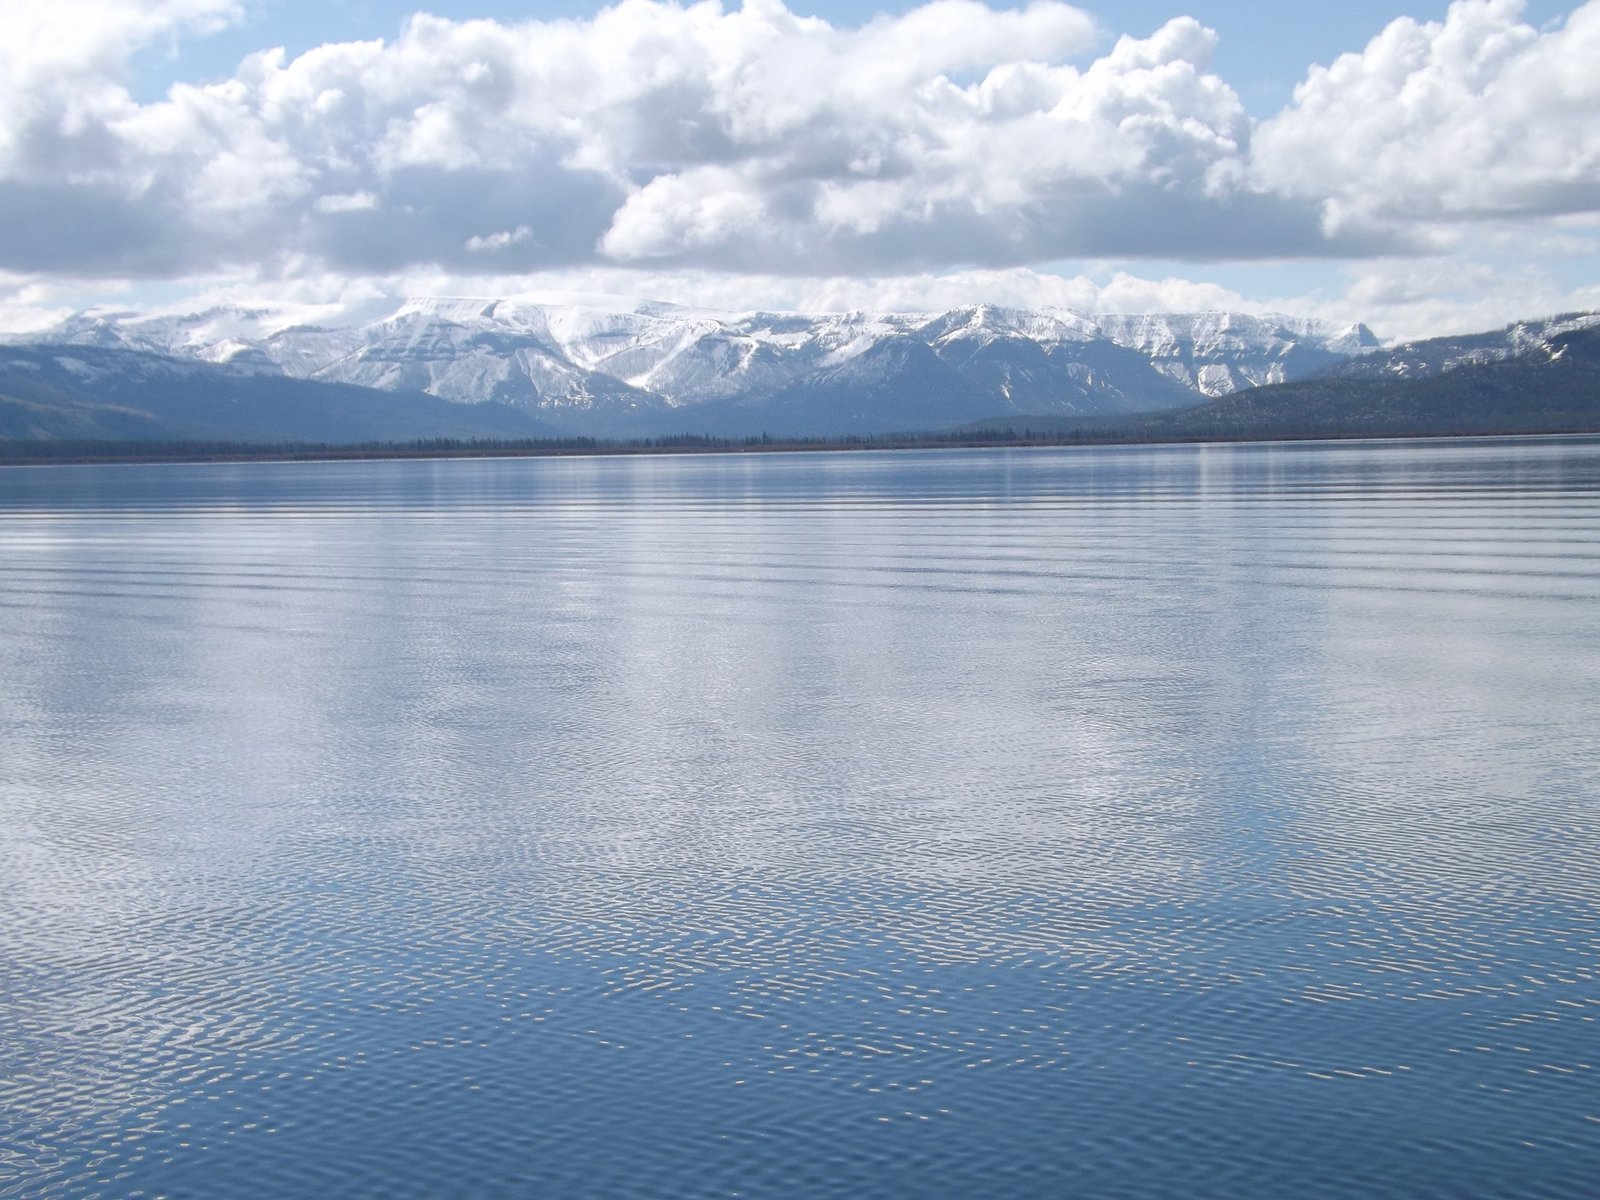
[2,438,1599,1199]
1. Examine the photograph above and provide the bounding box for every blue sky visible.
[5,0,1599,338]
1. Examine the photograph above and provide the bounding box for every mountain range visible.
[11,298,1376,439]
[2,298,1596,445]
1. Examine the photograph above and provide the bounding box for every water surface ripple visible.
[2,439,1599,1199]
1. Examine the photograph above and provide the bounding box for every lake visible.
[2,438,1598,1199]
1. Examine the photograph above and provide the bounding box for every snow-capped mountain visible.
[1090,312,1380,393]
[27,297,1380,436]
[1325,312,1600,382]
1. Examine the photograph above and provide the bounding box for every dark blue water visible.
[2,439,1598,1199]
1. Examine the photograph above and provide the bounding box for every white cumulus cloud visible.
[1256,0,1600,234]
[465,225,537,253]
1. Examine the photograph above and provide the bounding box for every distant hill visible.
[1167,327,1600,438]
[969,316,1600,442]
[0,345,562,444]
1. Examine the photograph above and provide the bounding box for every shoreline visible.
[3,425,1599,468]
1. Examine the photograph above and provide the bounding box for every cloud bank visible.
[0,0,1597,338]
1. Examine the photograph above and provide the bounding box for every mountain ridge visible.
[20,297,1379,436]
[5,303,1597,446]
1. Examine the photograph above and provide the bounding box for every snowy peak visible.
[916,305,1103,351]
[1088,311,1378,396]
